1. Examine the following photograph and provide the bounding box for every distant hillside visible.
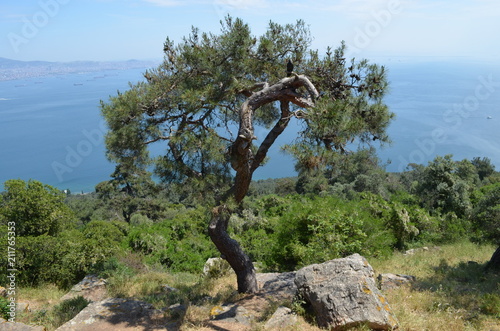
[0,57,160,81]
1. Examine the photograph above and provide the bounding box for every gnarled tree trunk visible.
[208,74,319,293]
[487,246,500,271]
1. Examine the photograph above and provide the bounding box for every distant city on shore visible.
[0,57,159,81]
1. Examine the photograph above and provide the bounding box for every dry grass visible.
[18,284,67,310]
[14,241,500,331]
[369,241,500,331]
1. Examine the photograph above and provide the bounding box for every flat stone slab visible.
[56,297,176,331]
[0,319,44,331]
[60,274,108,303]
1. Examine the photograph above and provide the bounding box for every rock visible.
[0,319,44,331]
[210,304,253,325]
[403,248,417,255]
[264,306,297,330]
[377,273,416,291]
[164,303,186,319]
[256,272,297,301]
[0,286,7,297]
[203,257,232,278]
[56,297,172,331]
[295,254,399,331]
[16,302,30,313]
[60,275,108,302]
[161,284,178,293]
[404,246,440,256]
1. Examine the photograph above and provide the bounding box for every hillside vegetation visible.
[1,152,499,329]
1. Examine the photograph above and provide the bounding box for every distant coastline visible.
[0,57,160,81]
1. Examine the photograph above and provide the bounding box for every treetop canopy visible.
[101,16,393,190]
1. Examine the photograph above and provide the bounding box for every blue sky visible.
[1,0,499,62]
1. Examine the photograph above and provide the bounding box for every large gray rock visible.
[295,254,399,330]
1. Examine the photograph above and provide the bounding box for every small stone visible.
[162,285,178,293]
[377,273,416,291]
[16,302,30,312]
[203,257,232,278]
[210,304,253,326]
[404,248,416,255]
[264,306,297,329]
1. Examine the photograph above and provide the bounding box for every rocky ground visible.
[2,255,418,331]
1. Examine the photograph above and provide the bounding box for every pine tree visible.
[101,16,393,293]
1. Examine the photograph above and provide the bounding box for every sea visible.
[1,60,500,193]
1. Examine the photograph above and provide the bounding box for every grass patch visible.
[12,241,499,331]
[370,241,500,331]
[19,296,89,331]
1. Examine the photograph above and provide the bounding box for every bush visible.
[481,293,500,316]
[267,196,359,269]
[51,296,90,327]
[0,179,76,236]
[10,221,125,288]
[127,207,218,273]
[33,296,90,329]
[256,195,393,271]
[471,183,500,243]
[0,297,10,320]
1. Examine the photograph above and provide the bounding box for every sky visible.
[1,0,500,62]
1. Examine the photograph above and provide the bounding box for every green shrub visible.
[11,222,124,288]
[0,297,10,320]
[33,296,90,329]
[0,179,76,237]
[51,296,90,327]
[130,213,153,226]
[480,293,500,316]
[205,258,232,279]
[127,207,218,273]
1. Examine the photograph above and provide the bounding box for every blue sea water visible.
[0,68,146,192]
[379,60,500,172]
[1,61,500,192]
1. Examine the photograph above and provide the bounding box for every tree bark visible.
[208,205,258,293]
[209,75,319,293]
[487,246,500,271]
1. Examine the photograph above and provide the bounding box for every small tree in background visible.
[101,17,393,293]
[0,179,75,236]
[471,182,500,270]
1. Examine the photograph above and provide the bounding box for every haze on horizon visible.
[1,0,500,63]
